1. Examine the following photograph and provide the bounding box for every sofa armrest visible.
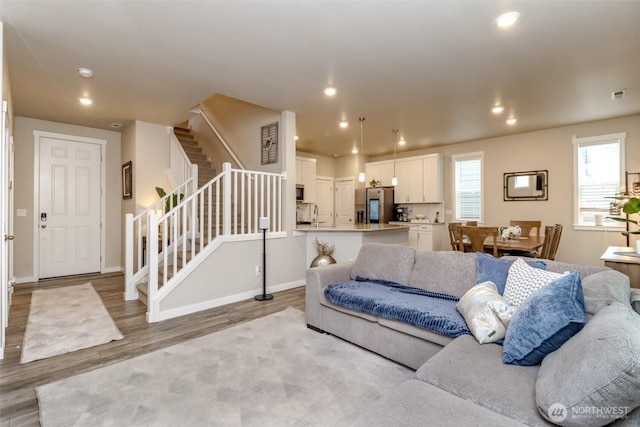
[305,260,355,329]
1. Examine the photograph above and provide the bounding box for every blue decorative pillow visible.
[503,272,586,366]
[475,253,547,295]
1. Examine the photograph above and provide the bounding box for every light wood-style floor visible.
[0,273,306,426]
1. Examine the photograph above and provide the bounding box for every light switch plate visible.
[17,209,27,217]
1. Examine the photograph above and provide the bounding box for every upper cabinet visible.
[296,156,317,203]
[367,154,443,204]
[365,162,394,187]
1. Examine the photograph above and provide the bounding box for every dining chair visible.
[457,226,498,257]
[448,222,461,251]
[538,225,556,259]
[509,220,541,237]
[465,221,478,226]
[547,224,563,260]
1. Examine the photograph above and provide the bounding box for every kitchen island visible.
[294,223,410,267]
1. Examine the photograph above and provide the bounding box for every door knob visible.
[41,225,47,229]
[4,235,14,241]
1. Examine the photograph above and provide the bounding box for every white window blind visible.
[573,133,625,226]
[453,154,482,222]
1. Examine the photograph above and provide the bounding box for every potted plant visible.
[310,238,336,267]
[608,196,640,252]
[155,187,184,214]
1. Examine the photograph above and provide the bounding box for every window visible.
[573,133,626,227]
[452,152,483,222]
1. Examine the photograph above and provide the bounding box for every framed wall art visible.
[122,161,132,199]
[260,122,278,165]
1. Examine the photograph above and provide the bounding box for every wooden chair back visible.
[465,221,478,226]
[448,222,461,251]
[510,220,541,237]
[538,225,556,259]
[458,226,498,257]
[547,224,563,260]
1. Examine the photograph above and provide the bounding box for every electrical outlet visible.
[255,265,261,275]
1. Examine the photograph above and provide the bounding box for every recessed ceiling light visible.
[496,11,520,28]
[398,138,406,146]
[339,121,349,128]
[492,106,505,114]
[111,123,122,128]
[295,135,299,141]
[506,118,517,125]
[77,67,94,78]
[352,147,358,154]
[79,97,93,106]
[324,87,337,96]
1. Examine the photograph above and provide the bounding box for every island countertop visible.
[295,223,411,232]
[295,223,410,266]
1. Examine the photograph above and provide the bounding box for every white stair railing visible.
[144,162,284,322]
[123,129,197,301]
[124,171,197,300]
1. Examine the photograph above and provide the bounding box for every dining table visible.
[460,235,545,256]
[488,235,545,254]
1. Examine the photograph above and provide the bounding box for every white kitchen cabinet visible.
[423,155,444,202]
[391,154,443,204]
[365,161,394,187]
[296,156,317,203]
[394,159,423,203]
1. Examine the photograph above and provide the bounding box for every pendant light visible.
[358,117,366,183]
[392,129,399,186]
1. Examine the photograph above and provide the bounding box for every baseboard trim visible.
[102,266,123,274]
[154,279,305,322]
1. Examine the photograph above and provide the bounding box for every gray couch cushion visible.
[536,302,640,427]
[350,243,415,285]
[409,251,477,297]
[415,335,552,426]
[581,270,630,318]
[352,379,528,427]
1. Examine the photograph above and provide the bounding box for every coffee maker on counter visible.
[395,206,407,222]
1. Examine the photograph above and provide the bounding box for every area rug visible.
[36,307,413,426]
[21,283,124,364]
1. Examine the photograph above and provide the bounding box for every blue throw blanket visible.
[325,278,471,338]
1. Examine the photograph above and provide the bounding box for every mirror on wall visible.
[503,170,548,201]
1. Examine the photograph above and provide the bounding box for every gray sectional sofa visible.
[305,243,640,426]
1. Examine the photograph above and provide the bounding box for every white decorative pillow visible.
[457,281,517,344]
[503,258,565,307]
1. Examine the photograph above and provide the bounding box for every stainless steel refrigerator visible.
[355,187,395,224]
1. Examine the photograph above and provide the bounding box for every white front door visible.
[335,178,354,226]
[38,135,102,278]
[316,177,334,226]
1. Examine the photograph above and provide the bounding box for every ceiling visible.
[1,1,639,158]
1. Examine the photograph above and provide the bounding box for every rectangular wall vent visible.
[611,89,626,100]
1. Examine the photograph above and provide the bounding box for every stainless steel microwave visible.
[296,184,304,201]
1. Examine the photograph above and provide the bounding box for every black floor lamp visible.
[255,216,273,301]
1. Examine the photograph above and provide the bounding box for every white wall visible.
[13,117,122,281]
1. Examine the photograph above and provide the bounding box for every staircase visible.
[173,127,216,187]
[137,127,218,305]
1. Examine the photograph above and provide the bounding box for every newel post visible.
[223,162,231,235]
[124,213,136,301]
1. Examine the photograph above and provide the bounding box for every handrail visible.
[199,109,246,170]
[124,129,197,302]
[144,162,284,321]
